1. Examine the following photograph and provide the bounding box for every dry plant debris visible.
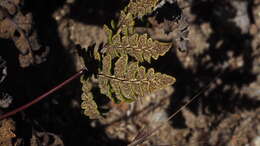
[0,119,16,145]
[0,0,49,67]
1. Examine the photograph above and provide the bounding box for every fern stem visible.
[0,68,87,120]
[98,73,140,82]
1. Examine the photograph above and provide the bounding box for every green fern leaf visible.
[126,0,159,18]
[105,33,172,62]
[99,55,111,96]
[81,78,101,119]
[98,55,176,102]
[116,0,159,35]
[81,0,176,119]
[118,11,135,35]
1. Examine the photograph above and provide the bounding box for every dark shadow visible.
[69,0,126,25]
[153,0,183,23]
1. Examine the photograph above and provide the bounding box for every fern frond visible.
[80,0,175,119]
[98,55,175,102]
[118,11,135,35]
[104,33,172,62]
[103,25,113,43]
[117,0,159,35]
[81,77,101,119]
[126,0,159,18]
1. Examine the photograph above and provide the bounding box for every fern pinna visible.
[81,0,176,119]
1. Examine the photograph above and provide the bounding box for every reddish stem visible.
[0,68,87,120]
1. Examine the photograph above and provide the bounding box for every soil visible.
[0,0,260,146]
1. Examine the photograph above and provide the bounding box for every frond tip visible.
[98,55,176,102]
[126,0,159,18]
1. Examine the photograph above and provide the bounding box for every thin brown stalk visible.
[0,68,87,120]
